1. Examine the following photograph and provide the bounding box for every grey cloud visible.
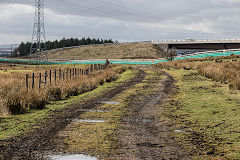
[1,0,240,45]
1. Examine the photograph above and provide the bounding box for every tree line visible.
[13,37,115,57]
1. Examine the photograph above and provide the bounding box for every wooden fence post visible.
[70,69,72,80]
[26,74,29,92]
[32,73,35,89]
[86,68,89,75]
[54,69,57,85]
[63,69,65,80]
[45,71,47,85]
[75,68,77,78]
[49,70,52,85]
[59,69,61,80]
[66,69,68,80]
[72,68,73,78]
[39,73,41,91]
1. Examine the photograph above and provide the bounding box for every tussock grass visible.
[155,55,240,91]
[0,69,137,141]
[0,64,126,116]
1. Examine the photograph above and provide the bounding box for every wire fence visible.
[25,64,107,92]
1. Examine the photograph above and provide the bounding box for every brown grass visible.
[155,55,240,91]
[42,43,165,60]
[0,64,126,116]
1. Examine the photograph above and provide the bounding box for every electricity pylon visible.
[30,0,46,54]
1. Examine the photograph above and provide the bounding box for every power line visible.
[30,0,46,54]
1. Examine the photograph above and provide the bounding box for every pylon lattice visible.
[30,0,46,54]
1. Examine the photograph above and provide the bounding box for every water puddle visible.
[78,109,106,113]
[73,119,105,123]
[49,154,98,160]
[101,101,120,105]
[174,130,183,133]
[124,117,154,123]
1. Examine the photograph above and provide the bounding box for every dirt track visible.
[0,69,145,160]
[0,68,190,160]
[113,71,190,160]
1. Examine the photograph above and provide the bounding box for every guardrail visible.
[152,39,240,44]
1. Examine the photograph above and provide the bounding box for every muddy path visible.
[113,71,190,160]
[0,69,146,160]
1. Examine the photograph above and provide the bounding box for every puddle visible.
[78,109,106,113]
[73,119,105,123]
[101,101,120,105]
[124,117,154,123]
[49,154,98,160]
[174,130,183,133]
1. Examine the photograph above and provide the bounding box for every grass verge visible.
[163,69,240,160]
[0,69,138,141]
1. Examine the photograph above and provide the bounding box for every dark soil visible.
[0,69,145,160]
[112,71,190,160]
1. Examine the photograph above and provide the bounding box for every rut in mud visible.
[1,68,190,160]
[0,69,145,160]
[113,71,190,160]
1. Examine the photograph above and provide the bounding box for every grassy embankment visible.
[156,56,240,159]
[42,43,165,60]
[55,69,163,159]
[0,68,137,141]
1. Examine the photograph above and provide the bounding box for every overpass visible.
[153,39,240,54]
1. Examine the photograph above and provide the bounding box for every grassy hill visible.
[43,43,166,60]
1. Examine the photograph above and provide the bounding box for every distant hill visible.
[40,43,166,60]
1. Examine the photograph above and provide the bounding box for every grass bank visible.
[0,69,138,141]
[44,43,165,60]
[164,69,240,159]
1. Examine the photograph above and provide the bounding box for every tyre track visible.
[0,69,146,160]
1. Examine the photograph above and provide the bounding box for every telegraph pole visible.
[30,0,46,54]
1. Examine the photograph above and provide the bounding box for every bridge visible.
[153,39,240,54]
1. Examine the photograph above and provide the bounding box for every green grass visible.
[0,69,138,141]
[164,69,240,160]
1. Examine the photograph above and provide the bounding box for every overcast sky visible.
[1,0,240,45]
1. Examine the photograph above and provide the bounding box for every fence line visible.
[25,64,107,92]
